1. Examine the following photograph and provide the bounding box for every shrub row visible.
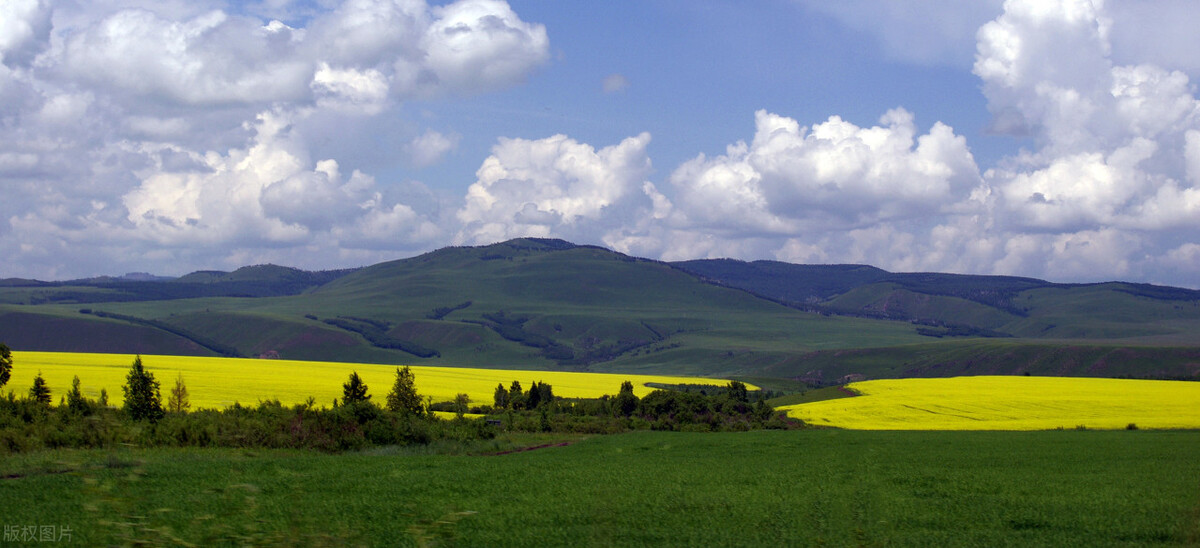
[0,395,492,453]
[80,310,242,357]
[426,301,472,320]
[321,317,440,358]
[474,311,575,362]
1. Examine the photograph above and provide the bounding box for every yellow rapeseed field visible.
[6,351,738,409]
[781,376,1200,430]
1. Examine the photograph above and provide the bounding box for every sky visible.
[2,0,1200,288]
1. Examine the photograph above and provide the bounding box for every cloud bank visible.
[0,0,548,277]
[456,0,1200,286]
[4,0,1200,288]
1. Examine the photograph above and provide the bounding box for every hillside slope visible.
[1,238,1198,382]
[674,259,1200,342]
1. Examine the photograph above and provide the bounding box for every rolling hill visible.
[672,258,1200,341]
[2,238,1199,383]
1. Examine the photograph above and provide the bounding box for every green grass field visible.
[2,430,1197,546]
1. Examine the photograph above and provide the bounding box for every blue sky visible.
[2,0,1200,287]
[414,1,1013,193]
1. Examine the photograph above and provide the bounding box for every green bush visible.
[0,372,801,454]
[0,342,11,389]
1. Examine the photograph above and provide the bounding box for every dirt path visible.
[485,441,574,456]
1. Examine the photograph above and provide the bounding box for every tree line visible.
[0,345,802,453]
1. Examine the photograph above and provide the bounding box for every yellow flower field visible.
[5,351,737,410]
[781,376,1200,430]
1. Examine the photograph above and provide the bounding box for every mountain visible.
[672,259,1200,340]
[0,264,359,304]
[670,260,895,303]
[2,238,1199,384]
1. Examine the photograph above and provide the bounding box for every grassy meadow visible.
[2,430,1197,546]
[7,351,738,409]
[782,376,1200,430]
[4,348,1200,545]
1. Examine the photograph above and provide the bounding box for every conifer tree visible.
[67,375,90,414]
[508,380,524,410]
[29,371,51,405]
[168,372,190,413]
[123,355,164,421]
[342,371,370,404]
[526,381,542,409]
[493,383,509,409]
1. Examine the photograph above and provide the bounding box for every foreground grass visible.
[2,430,1198,546]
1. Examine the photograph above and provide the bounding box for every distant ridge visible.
[0,264,360,302]
[174,264,357,287]
[2,238,1200,383]
[671,258,1200,322]
[670,260,893,303]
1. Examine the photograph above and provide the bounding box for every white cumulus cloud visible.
[0,0,53,67]
[973,0,1200,284]
[604,0,1200,286]
[0,0,547,277]
[405,129,460,167]
[455,132,655,245]
[421,0,550,95]
[120,108,443,251]
[8,0,1200,289]
[666,108,982,235]
[59,9,312,106]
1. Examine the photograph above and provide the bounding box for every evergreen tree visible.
[67,375,90,414]
[342,371,370,404]
[386,366,423,415]
[29,371,51,405]
[0,342,11,389]
[168,372,190,413]
[493,383,509,409]
[123,355,164,422]
[526,381,542,409]
[508,380,524,410]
